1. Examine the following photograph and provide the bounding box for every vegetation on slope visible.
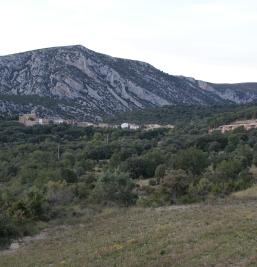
[1,199,257,267]
[105,104,257,127]
[1,105,257,249]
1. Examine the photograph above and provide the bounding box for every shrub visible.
[25,188,47,220]
[0,211,18,248]
[155,164,166,179]
[91,171,137,206]
[6,188,47,222]
[46,181,74,205]
[188,176,213,200]
[161,169,192,203]
[174,148,208,175]
[121,157,148,179]
[149,178,158,186]
[60,168,78,183]
[215,159,242,180]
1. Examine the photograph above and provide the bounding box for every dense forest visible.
[1,104,257,248]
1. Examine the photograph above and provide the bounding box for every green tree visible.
[122,157,148,179]
[142,150,165,177]
[215,159,242,180]
[174,148,208,176]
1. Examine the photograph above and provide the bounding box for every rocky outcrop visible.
[0,45,256,120]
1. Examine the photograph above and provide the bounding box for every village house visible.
[209,120,257,133]
[18,112,117,129]
[18,113,174,132]
[54,118,65,124]
[77,122,96,127]
[38,118,49,125]
[144,124,175,131]
[19,113,38,126]
[121,123,129,129]
[19,113,69,127]
[97,123,112,129]
[121,122,140,130]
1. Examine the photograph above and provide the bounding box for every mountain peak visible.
[0,45,257,120]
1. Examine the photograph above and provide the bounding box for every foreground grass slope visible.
[1,198,257,267]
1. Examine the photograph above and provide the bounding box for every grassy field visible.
[1,198,257,267]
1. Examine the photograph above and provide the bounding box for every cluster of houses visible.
[209,120,257,134]
[18,113,118,128]
[19,113,72,126]
[120,123,174,131]
[17,113,257,134]
[18,113,175,131]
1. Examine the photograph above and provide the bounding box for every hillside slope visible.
[1,200,257,267]
[0,45,257,120]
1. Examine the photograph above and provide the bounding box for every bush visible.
[91,171,137,206]
[215,159,242,180]
[7,188,47,221]
[188,176,213,200]
[137,188,170,207]
[142,150,165,177]
[60,168,78,183]
[0,211,19,248]
[155,164,166,179]
[46,181,74,205]
[161,169,192,203]
[149,178,158,186]
[174,148,208,176]
[75,174,96,199]
[122,157,148,179]
[86,145,113,160]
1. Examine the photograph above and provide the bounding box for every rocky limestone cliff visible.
[0,45,257,120]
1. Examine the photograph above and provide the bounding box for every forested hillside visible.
[106,104,257,127]
[1,105,257,248]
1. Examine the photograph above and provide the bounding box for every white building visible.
[129,123,140,130]
[121,123,129,129]
[54,118,65,124]
[121,122,140,130]
[144,124,175,131]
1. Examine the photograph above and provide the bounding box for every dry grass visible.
[1,198,257,267]
[232,185,257,200]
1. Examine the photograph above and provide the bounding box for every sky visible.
[0,0,256,83]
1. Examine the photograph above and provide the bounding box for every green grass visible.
[1,197,257,267]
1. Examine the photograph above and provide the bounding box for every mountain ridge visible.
[0,45,257,121]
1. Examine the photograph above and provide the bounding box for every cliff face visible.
[0,45,256,120]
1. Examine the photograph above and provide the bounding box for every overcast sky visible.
[1,0,256,83]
